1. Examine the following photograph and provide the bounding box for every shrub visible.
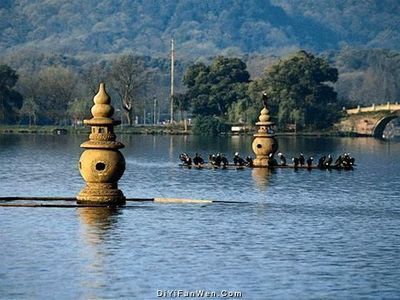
[192,116,229,135]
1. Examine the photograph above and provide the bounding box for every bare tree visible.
[84,62,109,96]
[109,54,146,126]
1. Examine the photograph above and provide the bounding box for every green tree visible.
[192,116,229,136]
[183,56,250,116]
[261,50,340,129]
[0,65,23,124]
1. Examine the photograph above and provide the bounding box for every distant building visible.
[231,125,248,134]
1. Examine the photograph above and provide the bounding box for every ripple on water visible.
[0,135,400,298]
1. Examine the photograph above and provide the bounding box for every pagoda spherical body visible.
[252,136,278,157]
[79,149,125,183]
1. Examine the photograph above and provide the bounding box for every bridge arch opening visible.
[373,115,399,138]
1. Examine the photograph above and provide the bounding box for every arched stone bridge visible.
[337,102,400,137]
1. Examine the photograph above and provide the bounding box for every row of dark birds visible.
[276,152,355,169]
[179,152,356,170]
[179,152,253,167]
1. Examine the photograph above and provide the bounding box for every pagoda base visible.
[77,183,125,206]
[253,156,270,167]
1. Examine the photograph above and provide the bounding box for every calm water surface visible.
[0,134,399,299]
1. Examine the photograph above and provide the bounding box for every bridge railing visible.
[346,102,400,115]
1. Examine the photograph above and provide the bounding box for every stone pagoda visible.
[77,83,126,206]
[252,92,278,167]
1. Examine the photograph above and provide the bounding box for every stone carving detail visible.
[89,132,117,141]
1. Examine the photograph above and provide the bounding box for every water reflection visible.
[252,168,273,190]
[169,135,174,160]
[77,207,122,299]
[78,207,121,243]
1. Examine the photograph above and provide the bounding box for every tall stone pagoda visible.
[77,83,126,206]
[252,92,278,167]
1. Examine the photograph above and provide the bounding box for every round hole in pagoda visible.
[95,162,106,171]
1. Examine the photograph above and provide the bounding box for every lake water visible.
[0,134,400,299]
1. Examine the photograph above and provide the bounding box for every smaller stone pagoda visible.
[251,92,278,167]
[77,83,126,206]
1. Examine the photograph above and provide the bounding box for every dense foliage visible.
[1,0,399,129]
[184,52,341,132]
[261,51,341,129]
[192,116,228,136]
[183,56,250,116]
[0,65,23,124]
[2,47,400,130]
[332,48,400,105]
[172,93,190,121]
[272,0,400,50]
[1,52,183,125]
[1,0,399,59]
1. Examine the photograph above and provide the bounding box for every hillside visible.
[1,0,399,58]
[1,0,400,121]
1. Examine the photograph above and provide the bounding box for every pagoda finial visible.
[91,83,114,118]
[94,82,110,104]
[259,107,271,123]
[258,91,272,123]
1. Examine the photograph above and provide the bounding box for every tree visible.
[183,56,250,117]
[192,116,229,136]
[0,65,23,124]
[261,50,340,129]
[83,62,110,96]
[68,98,92,125]
[36,66,79,124]
[109,54,146,126]
[16,70,41,125]
[19,97,39,125]
[334,48,400,105]
[173,93,190,121]
[172,92,191,131]
[15,66,81,125]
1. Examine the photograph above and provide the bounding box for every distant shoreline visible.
[0,125,368,137]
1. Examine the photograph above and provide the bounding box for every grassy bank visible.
[0,125,349,137]
[275,130,350,137]
[0,125,87,135]
[0,125,191,135]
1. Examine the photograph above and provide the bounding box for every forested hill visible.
[1,0,399,58]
